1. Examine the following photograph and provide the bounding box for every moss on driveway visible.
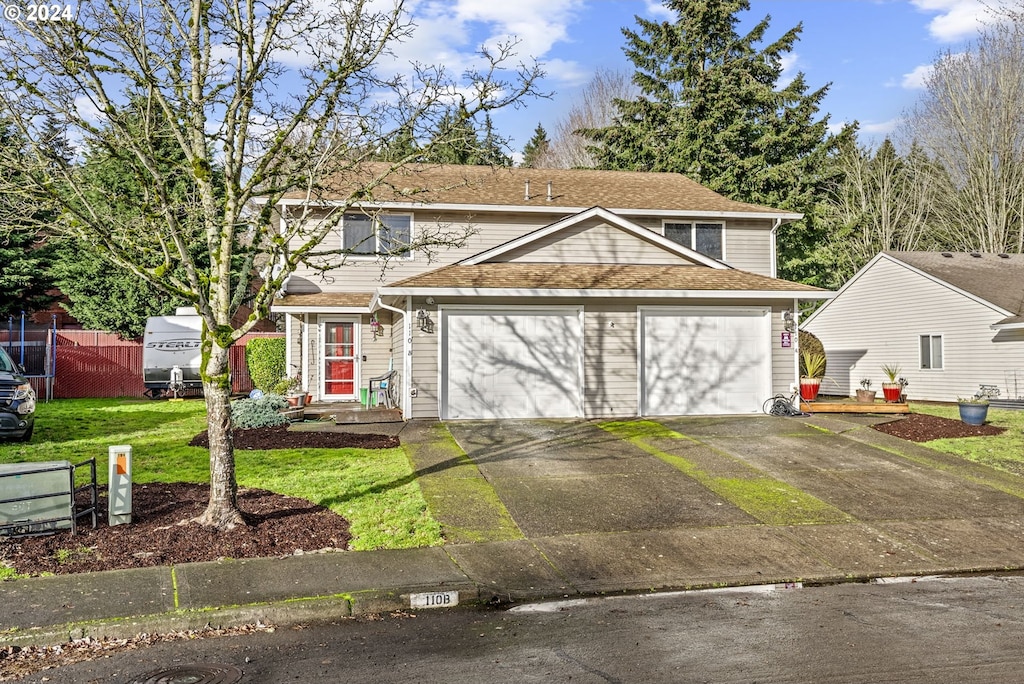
[402,423,523,544]
[599,420,851,526]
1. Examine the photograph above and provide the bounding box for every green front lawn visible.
[0,398,441,551]
[912,402,1024,476]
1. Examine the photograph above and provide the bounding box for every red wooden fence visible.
[39,332,283,399]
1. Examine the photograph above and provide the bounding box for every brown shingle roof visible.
[273,292,374,308]
[383,263,825,293]
[284,163,795,216]
[887,252,1024,316]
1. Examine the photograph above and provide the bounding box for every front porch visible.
[302,401,403,424]
[800,399,910,414]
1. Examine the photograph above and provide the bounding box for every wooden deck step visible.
[800,401,910,414]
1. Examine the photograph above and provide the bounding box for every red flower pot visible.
[800,378,821,401]
[882,384,902,402]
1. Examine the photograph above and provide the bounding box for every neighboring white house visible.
[803,251,1024,402]
[271,163,832,420]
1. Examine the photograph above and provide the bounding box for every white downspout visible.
[770,218,782,279]
[374,297,411,421]
[301,313,309,396]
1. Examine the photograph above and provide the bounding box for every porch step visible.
[801,401,910,414]
[304,402,403,424]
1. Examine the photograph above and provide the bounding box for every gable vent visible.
[941,252,953,257]
[970,252,981,258]
[998,253,1010,258]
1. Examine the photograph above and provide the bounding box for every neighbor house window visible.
[663,221,724,259]
[920,334,943,369]
[342,213,412,257]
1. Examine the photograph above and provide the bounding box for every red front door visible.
[323,319,359,400]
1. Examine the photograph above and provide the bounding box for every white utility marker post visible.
[108,445,132,525]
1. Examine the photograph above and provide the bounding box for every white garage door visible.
[442,307,583,419]
[641,307,771,416]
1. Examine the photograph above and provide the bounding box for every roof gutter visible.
[377,286,835,300]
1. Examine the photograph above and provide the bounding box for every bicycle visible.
[762,388,807,416]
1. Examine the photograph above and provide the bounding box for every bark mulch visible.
[870,412,1006,442]
[1,425,402,577]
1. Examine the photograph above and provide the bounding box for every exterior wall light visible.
[416,309,434,334]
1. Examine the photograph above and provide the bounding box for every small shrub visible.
[246,338,287,393]
[231,393,289,429]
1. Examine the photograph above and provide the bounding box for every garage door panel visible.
[444,309,583,419]
[642,308,770,416]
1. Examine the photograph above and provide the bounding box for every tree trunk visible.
[196,340,245,530]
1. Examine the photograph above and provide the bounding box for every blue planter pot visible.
[958,402,989,426]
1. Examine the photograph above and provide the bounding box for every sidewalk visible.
[3,414,1024,647]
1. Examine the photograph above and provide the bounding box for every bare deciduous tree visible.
[0,0,541,529]
[902,16,1024,253]
[538,67,637,169]
[822,138,936,284]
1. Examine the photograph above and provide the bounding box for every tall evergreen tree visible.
[0,118,55,318]
[51,99,206,337]
[420,108,483,165]
[479,114,513,167]
[520,123,551,168]
[583,0,852,283]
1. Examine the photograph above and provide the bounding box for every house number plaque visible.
[410,590,460,608]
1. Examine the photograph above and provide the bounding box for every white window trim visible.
[919,333,944,371]
[341,211,415,260]
[661,219,726,261]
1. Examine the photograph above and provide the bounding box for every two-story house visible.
[271,163,831,420]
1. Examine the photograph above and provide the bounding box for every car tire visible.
[17,423,33,442]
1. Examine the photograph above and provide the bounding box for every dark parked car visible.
[0,347,35,442]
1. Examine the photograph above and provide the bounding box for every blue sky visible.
[398,0,1013,156]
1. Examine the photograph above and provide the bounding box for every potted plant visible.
[799,351,827,401]
[856,378,876,403]
[881,364,903,403]
[273,375,305,407]
[957,396,989,425]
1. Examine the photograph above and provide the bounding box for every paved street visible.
[18,575,1024,683]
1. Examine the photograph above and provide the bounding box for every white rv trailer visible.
[142,307,204,397]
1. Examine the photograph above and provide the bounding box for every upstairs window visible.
[920,334,943,370]
[342,213,412,257]
[663,222,724,260]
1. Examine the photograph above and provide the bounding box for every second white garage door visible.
[641,307,771,416]
[441,307,584,419]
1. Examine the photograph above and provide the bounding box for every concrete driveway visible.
[432,414,1024,594]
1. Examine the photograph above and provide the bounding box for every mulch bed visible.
[0,483,351,576]
[870,412,1006,442]
[188,424,400,450]
[2,425,402,576]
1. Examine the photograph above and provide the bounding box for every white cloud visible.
[911,0,1013,41]
[74,95,103,123]
[861,118,900,135]
[642,0,674,21]
[900,64,933,89]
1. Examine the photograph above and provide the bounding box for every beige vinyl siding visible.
[409,296,440,419]
[285,211,779,293]
[360,310,394,391]
[499,220,692,265]
[805,257,1024,400]
[771,303,799,396]
[723,218,773,276]
[584,305,638,417]
[626,216,774,275]
[285,212,570,294]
